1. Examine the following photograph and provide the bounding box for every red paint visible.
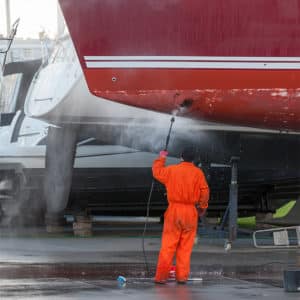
[59,0,300,58]
[93,88,298,131]
[58,0,300,131]
[84,69,300,90]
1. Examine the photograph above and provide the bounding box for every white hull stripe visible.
[84,56,300,62]
[85,61,300,70]
[84,56,300,70]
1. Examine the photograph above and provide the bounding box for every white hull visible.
[0,145,179,169]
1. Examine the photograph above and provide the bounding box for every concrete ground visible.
[1,277,299,300]
[0,224,299,299]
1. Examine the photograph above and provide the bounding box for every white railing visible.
[253,226,300,248]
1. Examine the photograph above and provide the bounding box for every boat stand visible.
[217,157,240,251]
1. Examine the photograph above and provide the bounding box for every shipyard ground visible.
[0,223,299,299]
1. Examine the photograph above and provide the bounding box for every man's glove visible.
[159,150,168,158]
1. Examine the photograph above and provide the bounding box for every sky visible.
[0,0,57,39]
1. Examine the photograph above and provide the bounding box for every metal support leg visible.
[220,203,230,231]
[224,157,239,251]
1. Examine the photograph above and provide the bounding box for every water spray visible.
[142,97,193,277]
[165,98,193,149]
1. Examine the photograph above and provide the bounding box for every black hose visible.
[142,116,176,277]
[142,179,155,276]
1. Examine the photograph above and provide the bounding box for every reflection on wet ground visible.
[0,277,298,300]
[0,226,298,299]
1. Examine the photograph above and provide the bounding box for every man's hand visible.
[159,150,168,158]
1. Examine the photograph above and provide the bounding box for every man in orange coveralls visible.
[152,146,209,284]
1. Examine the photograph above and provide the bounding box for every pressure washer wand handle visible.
[164,117,175,151]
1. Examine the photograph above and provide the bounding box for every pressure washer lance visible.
[142,115,176,277]
[164,116,175,151]
[141,98,194,277]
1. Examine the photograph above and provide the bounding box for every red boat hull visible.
[59,0,300,131]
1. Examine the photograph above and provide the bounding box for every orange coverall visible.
[152,156,209,282]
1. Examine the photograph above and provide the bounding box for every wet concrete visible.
[0,225,299,298]
[0,277,298,299]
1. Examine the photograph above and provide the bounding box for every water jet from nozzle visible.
[172,109,179,116]
[172,98,194,116]
[180,98,193,112]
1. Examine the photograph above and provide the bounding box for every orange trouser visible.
[155,203,198,282]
